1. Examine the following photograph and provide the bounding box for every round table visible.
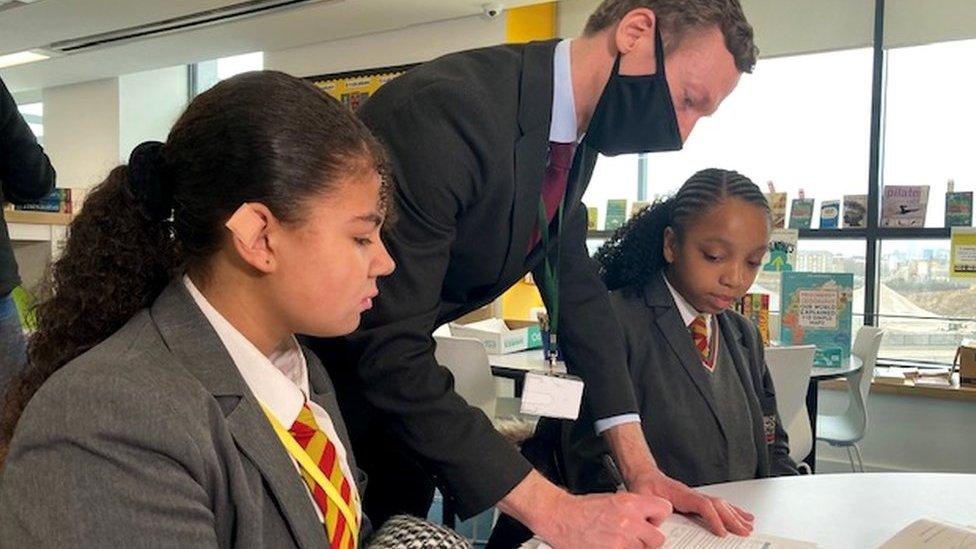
[692,473,976,548]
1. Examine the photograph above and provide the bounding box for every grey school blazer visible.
[0,280,369,548]
[558,273,797,493]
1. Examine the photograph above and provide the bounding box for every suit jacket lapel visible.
[504,40,556,283]
[717,313,770,475]
[150,281,328,549]
[643,275,726,439]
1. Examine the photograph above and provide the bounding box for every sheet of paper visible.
[879,518,976,548]
[520,520,818,549]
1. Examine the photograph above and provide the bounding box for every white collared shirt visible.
[183,276,358,521]
[662,272,713,342]
[550,39,578,143]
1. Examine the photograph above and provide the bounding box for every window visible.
[191,52,264,97]
[17,102,43,144]
[883,39,976,228]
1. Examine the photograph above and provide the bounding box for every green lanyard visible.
[537,185,565,357]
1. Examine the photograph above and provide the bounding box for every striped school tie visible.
[289,403,357,549]
[690,315,712,367]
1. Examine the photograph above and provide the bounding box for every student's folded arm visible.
[0,369,218,546]
[0,79,55,203]
[349,82,532,517]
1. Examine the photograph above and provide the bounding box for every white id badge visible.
[519,371,584,420]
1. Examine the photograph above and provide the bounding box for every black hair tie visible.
[127,140,172,222]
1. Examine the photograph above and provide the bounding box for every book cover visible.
[762,228,798,272]
[788,198,814,229]
[630,201,650,218]
[843,194,868,228]
[12,188,71,213]
[780,272,854,367]
[819,200,840,229]
[586,206,598,231]
[881,185,929,227]
[763,192,787,228]
[738,293,770,346]
[945,191,973,227]
[605,199,627,231]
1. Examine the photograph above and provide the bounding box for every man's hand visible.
[498,470,672,548]
[602,422,754,537]
[627,470,753,537]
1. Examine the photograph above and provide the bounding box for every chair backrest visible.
[764,345,816,462]
[842,326,885,438]
[433,335,496,418]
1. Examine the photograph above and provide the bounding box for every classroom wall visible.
[42,78,120,189]
[118,65,188,162]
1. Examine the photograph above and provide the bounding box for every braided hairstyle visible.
[0,71,390,465]
[596,168,769,291]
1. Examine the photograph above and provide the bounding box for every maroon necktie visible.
[528,141,576,252]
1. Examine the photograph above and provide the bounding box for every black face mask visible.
[583,27,682,156]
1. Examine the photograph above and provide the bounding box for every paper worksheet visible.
[879,518,976,548]
[520,520,818,549]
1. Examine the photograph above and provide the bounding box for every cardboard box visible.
[449,318,542,354]
[955,341,976,387]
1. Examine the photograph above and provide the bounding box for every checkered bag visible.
[366,514,471,549]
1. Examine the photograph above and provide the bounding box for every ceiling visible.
[0,0,542,93]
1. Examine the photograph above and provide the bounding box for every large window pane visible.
[582,154,640,231]
[878,239,974,363]
[644,48,873,228]
[882,39,976,228]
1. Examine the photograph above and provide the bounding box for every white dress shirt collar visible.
[662,271,713,338]
[182,275,308,427]
[549,39,578,143]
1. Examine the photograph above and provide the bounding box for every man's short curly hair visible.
[583,0,758,73]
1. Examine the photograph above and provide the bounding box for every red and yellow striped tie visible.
[690,315,712,368]
[288,403,356,549]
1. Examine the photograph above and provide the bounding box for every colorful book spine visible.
[586,206,598,231]
[788,198,814,229]
[820,200,840,229]
[881,185,929,227]
[605,199,627,231]
[843,194,868,228]
[739,293,770,346]
[945,191,973,227]
[11,188,72,214]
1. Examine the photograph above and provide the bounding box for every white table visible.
[693,473,976,548]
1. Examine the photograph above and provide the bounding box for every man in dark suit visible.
[309,1,759,545]
[0,76,56,400]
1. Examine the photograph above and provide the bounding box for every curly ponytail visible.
[0,70,389,465]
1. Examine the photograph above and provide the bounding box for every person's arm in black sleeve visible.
[354,81,531,517]
[0,77,55,203]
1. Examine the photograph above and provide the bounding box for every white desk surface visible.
[488,349,862,381]
[694,473,975,548]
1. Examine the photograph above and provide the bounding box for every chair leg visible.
[845,445,856,472]
[797,462,812,475]
[852,443,865,473]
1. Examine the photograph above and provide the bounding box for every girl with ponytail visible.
[0,71,398,547]
[561,168,798,524]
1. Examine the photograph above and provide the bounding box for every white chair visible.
[816,326,885,472]
[764,345,817,474]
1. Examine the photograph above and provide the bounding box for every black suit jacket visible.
[560,273,798,493]
[0,77,56,296]
[309,40,637,517]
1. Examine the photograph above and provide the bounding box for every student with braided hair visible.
[562,168,799,498]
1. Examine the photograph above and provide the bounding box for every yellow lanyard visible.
[259,403,360,547]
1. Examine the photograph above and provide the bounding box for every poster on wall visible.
[305,63,419,110]
[950,227,976,279]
